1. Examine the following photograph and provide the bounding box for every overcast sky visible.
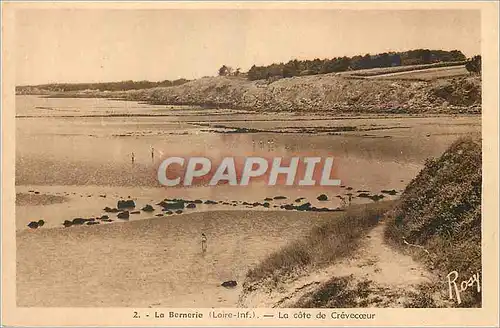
[16,9,481,85]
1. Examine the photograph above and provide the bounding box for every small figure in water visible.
[131,152,135,164]
[201,233,207,253]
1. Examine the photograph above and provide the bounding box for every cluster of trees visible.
[245,49,467,81]
[465,55,481,74]
[16,79,190,93]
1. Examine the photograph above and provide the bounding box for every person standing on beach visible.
[131,152,135,164]
[151,147,155,162]
[201,233,207,253]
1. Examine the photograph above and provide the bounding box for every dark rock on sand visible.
[317,194,328,201]
[100,215,109,220]
[358,193,385,202]
[296,202,312,211]
[34,191,40,194]
[141,204,155,212]
[164,210,173,215]
[186,203,196,209]
[72,218,88,225]
[117,199,136,209]
[194,199,203,204]
[221,280,238,288]
[264,197,273,201]
[130,210,140,214]
[159,200,185,210]
[175,210,183,214]
[63,220,73,227]
[263,202,270,208]
[86,221,100,225]
[155,213,164,217]
[37,220,45,227]
[381,189,398,195]
[103,207,120,213]
[273,196,287,200]
[117,211,130,220]
[99,194,106,198]
[295,197,305,203]
[204,200,217,205]
[27,221,39,229]
[101,219,113,222]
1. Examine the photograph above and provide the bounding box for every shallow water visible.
[16,95,480,230]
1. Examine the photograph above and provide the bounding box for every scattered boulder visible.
[37,220,45,227]
[103,207,119,213]
[101,219,113,222]
[130,210,140,214]
[72,218,88,225]
[204,200,217,205]
[117,211,130,220]
[317,194,328,201]
[63,220,73,227]
[194,199,203,204]
[296,202,312,211]
[27,221,39,229]
[273,196,287,200]
[175,210,183,214]
[295,197,305,203]
[86,221,100,225]
[264,197,273,201]
[159,200,185,210]
[100,215,109,220]
[381,189,398,195]
[141,204,155,212]
[221,280,238,288]
[34,191,40,194]
[186,203,196,209]
[263,202,270,208]
[155,213,164,217]
[99,194,106,198]
[117,199,136,209]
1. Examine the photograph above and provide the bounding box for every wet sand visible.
[17,210,337,307]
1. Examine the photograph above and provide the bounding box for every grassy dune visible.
[384,137,481,307]
[243,202,394,289]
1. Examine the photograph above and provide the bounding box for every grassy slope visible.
[384,136,482,307]
[242,202,394,292]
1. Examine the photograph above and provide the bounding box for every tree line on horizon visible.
[16,78,191,94]
[241,49,468,80]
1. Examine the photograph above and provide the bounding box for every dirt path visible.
[239,222,447,308]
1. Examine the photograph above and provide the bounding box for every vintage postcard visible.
[1,1,499,327]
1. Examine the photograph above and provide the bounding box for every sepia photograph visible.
[1,1,499,327]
